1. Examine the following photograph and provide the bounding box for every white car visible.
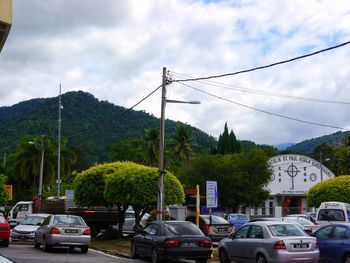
[11,213,50,242]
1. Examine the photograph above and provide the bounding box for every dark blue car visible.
[313,223,350,263]
[225,213,248,230]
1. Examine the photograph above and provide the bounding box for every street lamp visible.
[28,135,45,198]
[157,67,200,220]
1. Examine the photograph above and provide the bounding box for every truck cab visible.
[7,201,33,227]
[316,201,350,226]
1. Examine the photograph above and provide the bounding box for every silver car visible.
[11,213,50,242]
[218,221,319,263]
[34,214,91,253]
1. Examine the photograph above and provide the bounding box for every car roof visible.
[248,220,296,226]
[25,213,50,218]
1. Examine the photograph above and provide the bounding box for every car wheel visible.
[130,242,138,258]
[3,239,9,247]
[81,246,89,253]
[151,248,161,263]
[219,248,230,263]
[34,238,40,249]
[256,254,267,263]
[343,254,350,263]
[42,237,51,252]
[196,259,207,263]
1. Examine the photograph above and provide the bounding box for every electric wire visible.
[170,71,350,105]
[178,81,350,131]
[172,40,350,82]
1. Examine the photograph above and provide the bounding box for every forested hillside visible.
[0,91,216,163]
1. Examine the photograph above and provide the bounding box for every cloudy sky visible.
[1,0,350,146]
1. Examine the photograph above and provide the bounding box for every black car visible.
[131,220,212,263]
[186,215,233,241]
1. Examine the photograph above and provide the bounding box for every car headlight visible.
[11,229,19,234]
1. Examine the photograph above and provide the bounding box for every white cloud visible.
[1,0,350,146]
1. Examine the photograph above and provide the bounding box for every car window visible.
[164,222,204,236]
[318,209,345,221]
[315,225,333,239]
[125,212,135,219]
[42,216,51,226]
[201,215,229,224]
[53,215,85,225]
[249,225,263,239]
[332,226,348,239]
[268,224,306,236]
[20,216,45,226]
[143,224,157,236]
[234,225,250,239]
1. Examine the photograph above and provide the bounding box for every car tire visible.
[343,254,350,263]
[130,242,138,258]
[81,246,89,253]
[256,254,267,263]
[34,238,40,249]
[3,238,9,247]
[219,248,230,263]
[196,259,207,263]
[42,237,51,252]
[151,248,161,263]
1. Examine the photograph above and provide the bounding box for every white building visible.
[248,154,335,218]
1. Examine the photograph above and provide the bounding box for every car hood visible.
[13,224,40,232]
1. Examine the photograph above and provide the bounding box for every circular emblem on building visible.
[309,173,317,181]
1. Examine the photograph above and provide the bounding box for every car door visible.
[244,225,264,262]
[226,225,250,262]
[136,223,157,256]
[35,215,51,244]
[314,225,333,262]
[325,225,349,263]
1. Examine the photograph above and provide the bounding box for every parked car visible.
[186,215,234,241]
[225,213,248,229]
[0,214,10,247]
[11,213,50,242]
[34,214,91,253]
[283,216,319,234]
[131,220,212,263]
[313,223,350,263]
[287,213,317,224]
[0,253,16,263]
[218,221,319,263]
[122,210,150,234]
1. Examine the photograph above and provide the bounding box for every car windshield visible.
[285,217,313,226]
[53,215,85,225]
[0,216,6,223]
[164,222,204,236]
[228,214,247,220]
[268,224,307,236]
[20,216,45,226]
[202,215,229,224]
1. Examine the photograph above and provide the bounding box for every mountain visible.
[286,131,350,153]
[0,91,217,163]
[275,143,294,151]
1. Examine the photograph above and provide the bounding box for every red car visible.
[0,214,10,247]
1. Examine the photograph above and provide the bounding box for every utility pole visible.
[38,135,45,198]
[157,67,167,221]
[320,151,323,181]
[57,84,62,197]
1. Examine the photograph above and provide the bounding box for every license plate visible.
[65,229,78,234]
[294,243,309,248]
[217,228,227,232]
[182,242,197,247]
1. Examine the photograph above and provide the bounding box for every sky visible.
[1,0,350,146]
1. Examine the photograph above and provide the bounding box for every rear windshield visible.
[318,209,346,221]
[21,216,46,226]
[202,215,229,224]
[53,215,85,225]
[164,222,204,236]
[268,224,307,236]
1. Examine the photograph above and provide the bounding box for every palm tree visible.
[169,125,196,164]
[143,128,159,166]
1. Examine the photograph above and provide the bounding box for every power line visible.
[171,71,350,105]
[172,40,350,82]
[178,82,350,131]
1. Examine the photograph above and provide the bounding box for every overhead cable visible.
[172,40,350,82]
[178,82,349,131]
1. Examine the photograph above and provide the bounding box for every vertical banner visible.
[206,181,218,208]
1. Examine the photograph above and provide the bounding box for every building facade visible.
[248,154,335,218]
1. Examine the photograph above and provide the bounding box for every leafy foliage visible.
[0,174,8,204]
[307,176,350,207]
[216,122,241,154]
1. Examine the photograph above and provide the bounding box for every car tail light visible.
[50,228,60,235]
[305,229,312,235]
[83,229,91,235]
[199,239,212,248]
[0,225,10,230]
[273,240,286,249]
[163,239,180,248]
[316,240,319,249]
[203,225,212,234]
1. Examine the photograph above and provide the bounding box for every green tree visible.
[143,128,159,166]
[109,138,145,164]
[179,150,271,211]
[307,175,350,207]
[0,174,8,204]
[217,123,240,154]
[168,125,196,164]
